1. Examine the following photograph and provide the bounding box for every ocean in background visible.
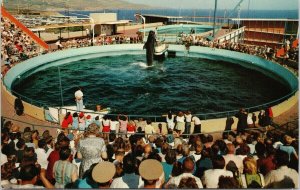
[62,9,298,21]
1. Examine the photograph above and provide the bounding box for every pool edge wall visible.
[3,44,298,133]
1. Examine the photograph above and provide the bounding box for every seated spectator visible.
[240,157,265,188]
[178,177,199,188]
[91,161,116,188]
[12,164,53,188]
[279,135,298,161]
[223,143,243,174]
[202,155,233,188]
[256,142,276,176]
[161,149,176,182]
[139,159,164,188]
[218,176,241,188]
[166,157,203,188]
[264,150,298,188]
[110,153,140,188]
[195,148,213,178]
[53,147,78,188]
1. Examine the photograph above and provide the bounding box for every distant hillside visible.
[4,0,152,11]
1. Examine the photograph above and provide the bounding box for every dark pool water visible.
[12,54,290,115]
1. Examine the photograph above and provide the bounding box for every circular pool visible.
[10,46,294,116]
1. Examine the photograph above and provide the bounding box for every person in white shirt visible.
[74,87,84,111]
[192,116,201,134]
[264,150,299,188]
[223,143,243,174]
[175,112,185,135]
[202,155,233,188]
[35,139,49,169]
[110,116,119,134]
[145,120,156,139]
[164,112,175,130]
[110,153,140,188]
[166,157,203,188]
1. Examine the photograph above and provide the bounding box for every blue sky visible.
[124,0,299,10]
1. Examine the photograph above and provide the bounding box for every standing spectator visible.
[184,111,192,137]
[175,111,185,135]
[118,114,128,138]
[235,108,248,134]
[53,147,78,188]
[72,112,79,130]
[74,87,84,111]
[165,111,175,130]
[61,112,73,129]
[145,119,156,139]
[192,115,202,134]
[35,139,49,169]
[77,123,107,178]
[102,115,111,140]
[110,116,118,134]
[127,120,136,137]
[78,112,86,131]
[46,142,60,184]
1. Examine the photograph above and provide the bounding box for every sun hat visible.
[92,161,116,183]
[139,159,163,181]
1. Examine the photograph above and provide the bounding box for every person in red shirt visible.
[127,120,136,137]
[61,112,73,129]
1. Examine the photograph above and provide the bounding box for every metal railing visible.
[1,115,272,137]
[7,86,298,123]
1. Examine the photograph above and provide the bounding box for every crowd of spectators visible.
[1,17,42,69]
[1,111,299,189]
[179,32,298,65]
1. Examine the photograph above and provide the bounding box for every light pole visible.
[134,13,146,42]
[68,12,95,45]
[212,0,218,38]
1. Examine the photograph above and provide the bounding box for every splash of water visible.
[131,62,153,68]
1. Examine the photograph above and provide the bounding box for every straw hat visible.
[92,161,116,183]
[139,159,163,181]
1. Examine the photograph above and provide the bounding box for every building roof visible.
[103,20,131,25]
[141,14,183,19]
[231,18,298,22]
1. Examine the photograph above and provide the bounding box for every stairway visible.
[2,6,49,50]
